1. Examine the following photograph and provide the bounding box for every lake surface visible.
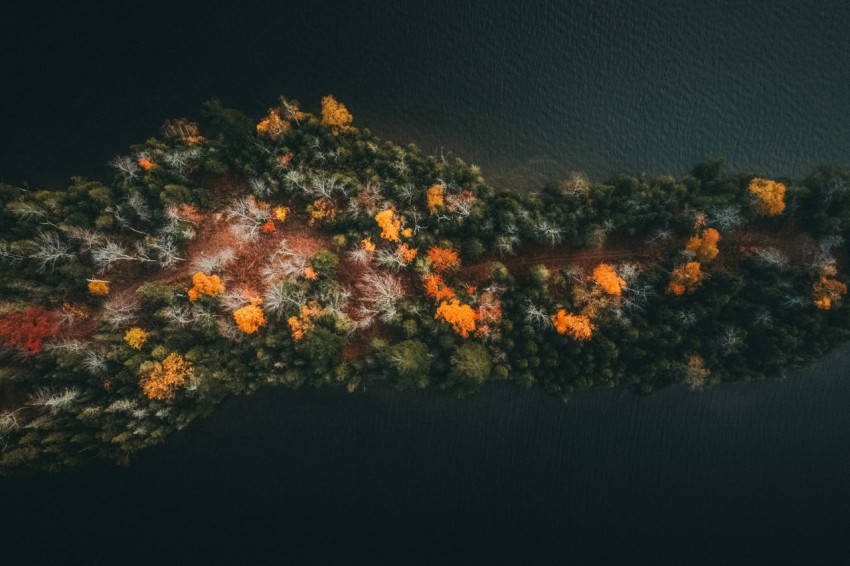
[2,0,850,563]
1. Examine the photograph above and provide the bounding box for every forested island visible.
[0,96,848,473]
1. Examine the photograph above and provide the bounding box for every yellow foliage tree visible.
[139,352,193,402]
[124,327,149,350]
[591,263,625,296]
[812,266,848,310]
[321,95,353,135]
[273,206,289,222]
[426,183,445,214]
[187,272,225,302]
[233,298,266,334]
[375,208,401,242]
[308,198,337,225]
[686,228,721,262]
[435,300,478,338]
[362,237,376,252]
[667,261,704,296]
[551,309,595,341]
[748,177,786,216]
[87,279,109,296]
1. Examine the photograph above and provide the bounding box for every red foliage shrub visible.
[0,306,60,354]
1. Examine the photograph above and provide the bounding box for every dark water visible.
[2,1,850,563]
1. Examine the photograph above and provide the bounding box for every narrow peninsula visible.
[1,96,848,472]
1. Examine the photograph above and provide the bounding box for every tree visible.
[435,300,478,338]
[449,342,491,387]
[812,265,847,310]
[375,208,401,242]
[551,309,594,341]
[423,273,456,302]
[87,279,110,296]
[685,227,720,262]
[187,272,224,302]
[234,298,266,334]
[123,327,149,350]
[748,177,786,216]
[591,263,625,296]
[383,340,431,388]
[427,246,460,272]
[321,95,353,135]
[139,352,193,401]
[0,306,59,355]
[426,183,445,214]
[667,261,704,295]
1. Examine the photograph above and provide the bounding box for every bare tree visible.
[353,269,406,328]
[110,155,140,182]
[28,231,75,271]
[193,248,236,274]
[102,296,140,329]
[522,300,553,330]
[226,197,270,242]
[29,387,80,413]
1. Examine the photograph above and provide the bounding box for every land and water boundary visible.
[1,96,849,472]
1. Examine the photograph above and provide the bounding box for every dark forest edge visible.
[0,96,848,473]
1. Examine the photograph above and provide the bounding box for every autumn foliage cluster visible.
[187,272,224,302]
[748,177,786,216]
[87,280,110,296]
[124,327,149,350]
[427,246,460,272]
[0,306,59,355]
[375,208,401,242]
[320,95,353,135]
[423,273,456,302]
[812,265,848,310]
[667,261,704,296]
[139,352,193,402]
[234,297,266,334]
[591,263,625,296]
[287,302,322,341]
[426,183,445,214]
[551,309,594,341]
[435,300,478,338]
[685,228,721,262]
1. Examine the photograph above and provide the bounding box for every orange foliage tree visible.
[361,237,376,252]
[748,177,786,216]
[0,306,59,355]
[423,273,456,302]
[435,300,478,338]
[321,95,353,135]
[139,352,193,402]
[187,272,225,302]
[591,263,625,296]
[396,243,418,265]
[426,183,445,214]
[138,158,154,172]
[375,208,401,242]
[287,302,322,341]
[551,309,594,341]
[234,298,266,334]
[427,246,460,272]
[667,261,704,295]
[812,266,848,310]
[256,108,290,140]
[87,279,110,296]
[686,228,721,262]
